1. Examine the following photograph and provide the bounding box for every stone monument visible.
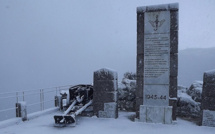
[93,68,118,118]
[136,3,178,123]
[201,69,215,127]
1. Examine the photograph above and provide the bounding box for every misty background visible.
[0,0,215,92]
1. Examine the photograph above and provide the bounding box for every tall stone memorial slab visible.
[93,68,118,118]
[201,70,215,127]
[136,3,178,123]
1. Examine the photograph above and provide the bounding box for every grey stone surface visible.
[93,68,118,118]
[135,76,143,98]
[143,85,169,106]
[93,80,117,92]
[136,3,178,122]
[169,99,177,120]
[136,55,144,77]
[139,105,147,122]
[98,103,118,118]
[94,68,118,81]
[202,97,215,111]
[98,111,107,118]
[135,97,143,108]
[93,102,105,115]
[202,84,215,97]
[170,34,178,54]
[203,69,215,83]
[93,92,117,103]
[135,97,143,118]
[137,13,144,35]
[202,110,215,127]
[164,106,173,124]
[139,105,172,124]
[144,11,170,33]
[169,76,177,98]
[137,35,144,54]
[145,106,165,123]
[170,11,178,30]
[104,102,118,118]
[170,53,178,77]
[202,69,215,125]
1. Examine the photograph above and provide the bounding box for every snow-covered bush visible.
[177,82,202,118]
[123,72,136,80]
[186,81,203,102]
[118,72,136,111]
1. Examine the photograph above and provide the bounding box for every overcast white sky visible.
[0,0,215,91]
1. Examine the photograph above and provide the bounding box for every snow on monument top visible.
[94,68,118,80]
[204,69,215,83]
[137,3,178,13]
[204,69,215,75]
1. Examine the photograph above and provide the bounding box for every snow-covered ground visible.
[1,111,215,134]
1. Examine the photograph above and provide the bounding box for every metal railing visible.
[0,85,72,121]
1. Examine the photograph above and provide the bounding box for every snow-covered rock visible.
[177,85,201,118]
[187,81,203,102]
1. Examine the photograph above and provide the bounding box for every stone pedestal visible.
[140,105,172,124]
[136,3,178,123]
[93,68,118,118]
[201,69,215,127]
[16,101,27,121]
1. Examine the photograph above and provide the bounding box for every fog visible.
[0,0,215,91]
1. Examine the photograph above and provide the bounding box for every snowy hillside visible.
[178,47,215,86]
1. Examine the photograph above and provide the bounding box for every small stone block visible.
[98,111,107,118]
[164,106,172,124]
[202,110,215,127]
[139,105,172,124]
[139,105,147,122]
[104,102,118,118]
[104,102,117,112]
[146,106,165,123]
